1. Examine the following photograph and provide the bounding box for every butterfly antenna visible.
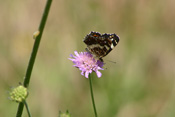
[106,60,116,64]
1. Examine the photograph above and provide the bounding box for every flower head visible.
[9,85,28,103]
[69,51,104,78]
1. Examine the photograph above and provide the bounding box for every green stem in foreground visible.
[89,74,98,117]
[16,0,52,117]
[24,101,31,117]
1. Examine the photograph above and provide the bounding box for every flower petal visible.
[74,51,79,57]
[70,54,74,58]
[81,71,85,76]
[85,71,89,78]
[96,71,102,78]
[97,60,104,68]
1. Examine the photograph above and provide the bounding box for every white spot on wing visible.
[111,44,114,49]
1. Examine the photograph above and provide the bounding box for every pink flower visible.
[69,51,104,78]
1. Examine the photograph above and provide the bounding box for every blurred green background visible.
[0,0,175,117]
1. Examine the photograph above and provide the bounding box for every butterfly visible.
[83,31,120,61]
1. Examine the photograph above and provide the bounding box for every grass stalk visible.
[16,0,52,116]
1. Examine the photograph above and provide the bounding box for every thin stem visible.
[16,0,52,117]
[24,101,31,117]
[89,74,98,117]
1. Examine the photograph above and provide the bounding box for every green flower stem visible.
[24,101,31,117]
[89,74,98,117]
[16,0,52,117]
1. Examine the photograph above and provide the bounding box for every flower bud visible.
[9,85,28,103]
[33,30,40,39]
[59,110,71,117]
